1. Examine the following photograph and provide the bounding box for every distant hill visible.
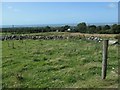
[1,22,118,28]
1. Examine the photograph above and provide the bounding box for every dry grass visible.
[69,33,118,38]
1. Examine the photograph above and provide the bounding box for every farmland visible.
[2,33,118,88]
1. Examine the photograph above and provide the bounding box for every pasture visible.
[2,33,118,88]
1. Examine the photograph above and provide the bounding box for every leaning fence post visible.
[102,40,109,79]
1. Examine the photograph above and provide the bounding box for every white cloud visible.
[7,6,13,9]
[7,5,20,12]
[13,9,20,12]
[108,3,117,8]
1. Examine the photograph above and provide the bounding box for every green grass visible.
[2,38,118,88]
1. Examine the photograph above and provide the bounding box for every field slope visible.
[2,39,118,88]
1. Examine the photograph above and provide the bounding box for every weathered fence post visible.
[102,40,109,79]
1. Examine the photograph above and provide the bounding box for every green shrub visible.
[114,34,120,39]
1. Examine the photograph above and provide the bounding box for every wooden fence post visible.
[102,40,109,79]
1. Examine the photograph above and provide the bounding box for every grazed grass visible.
[2,39,118,88]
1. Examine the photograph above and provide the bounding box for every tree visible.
[44,26,51,32]
[96,26,102,33]
[60,25,70,32]
[111,24,120,34]
[96,26,102,31]
[64,25,70,31]
[77,22,87,33]
[103,25,111,30]
[88,25,97,33]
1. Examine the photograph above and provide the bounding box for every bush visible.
[114,34,120,39]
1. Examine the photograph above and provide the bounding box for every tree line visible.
[1,22,120,34]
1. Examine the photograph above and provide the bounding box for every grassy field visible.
[2,37,118,88]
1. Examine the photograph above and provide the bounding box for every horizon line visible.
[1,22,118,26]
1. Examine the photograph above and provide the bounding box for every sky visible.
[2,2,118,25]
